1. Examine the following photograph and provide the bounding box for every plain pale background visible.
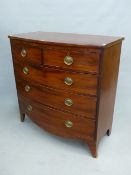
[0,0,131,174]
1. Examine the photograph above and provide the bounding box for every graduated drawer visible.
[10,40,42,66]
[16,79,97,119]
[14,63,98,96]
[19,96,95,141]
[44,46,101,73]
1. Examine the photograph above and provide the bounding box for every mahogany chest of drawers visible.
[9,32,124,157]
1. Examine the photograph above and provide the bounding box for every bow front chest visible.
[9,32,124,157]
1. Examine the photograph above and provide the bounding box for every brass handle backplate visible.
[64,56,73,65]
[23,67,29,74]
[27,105,32,112]
[65,98,73,106]
[65,120,73,128]
[25,85,30,92]
[64,77,73,86]
[21,48,27,57]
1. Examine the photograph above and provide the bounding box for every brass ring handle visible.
[65,120,73,128]
[23,67,29,74]
[21,48,27,57]
[64,56,73,65]
[27,105,32,112]
[65,98,73,106]
[64,77,73,86]
[25,85,30,92]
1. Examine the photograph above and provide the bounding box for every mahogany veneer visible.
[9,31,124,157]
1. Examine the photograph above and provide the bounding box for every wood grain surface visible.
[9,32,124,157]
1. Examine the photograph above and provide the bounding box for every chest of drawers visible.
[9,32,124,158]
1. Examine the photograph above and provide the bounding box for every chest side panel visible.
[96,42,122,143]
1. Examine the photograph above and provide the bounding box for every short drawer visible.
[14,63,98,96]
[10,40,42,66]
[44,46,101,73]
[19,96,95,141]
[16,79,97,119]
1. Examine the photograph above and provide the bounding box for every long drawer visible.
[19,96,96,141]
[14,62,98,96]
[16,79,97,119]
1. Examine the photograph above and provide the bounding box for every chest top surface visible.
[8,31,124,48]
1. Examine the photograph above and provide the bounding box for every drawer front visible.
[41,68,98,96]
[16,79,97,119]
[14,63,98,96]
[10,40,42,66]
[44,46,101,73]
[19,96,95,141]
